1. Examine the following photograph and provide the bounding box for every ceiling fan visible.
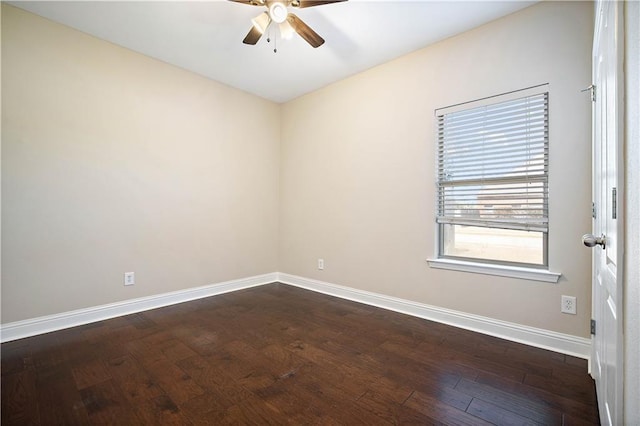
[230,0,346,48]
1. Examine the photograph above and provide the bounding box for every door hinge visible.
[592,202,597,219]
[612,187,617,219]
[591,319,596,335]
[581,84,596,102]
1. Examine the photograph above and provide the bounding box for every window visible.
[435,88,549,268]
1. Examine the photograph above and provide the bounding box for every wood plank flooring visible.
[2,283,600,425]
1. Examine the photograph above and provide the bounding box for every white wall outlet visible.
[317,259,324,270]
[124,272,135,286]
[561,295,576,314]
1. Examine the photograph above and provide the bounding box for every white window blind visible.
[436,92,549,232]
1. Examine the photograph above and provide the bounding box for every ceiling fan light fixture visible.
[279,20,295,39]
[268,2,288,24]
[251,12,270,33]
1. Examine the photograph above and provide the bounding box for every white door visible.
[586,1,624,425]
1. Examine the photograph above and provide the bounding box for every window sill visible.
[426,258,561,283]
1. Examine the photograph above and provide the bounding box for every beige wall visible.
[1,5,280,323]
[280,1,594,337]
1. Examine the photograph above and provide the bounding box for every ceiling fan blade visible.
[243,12,271,45]
[243,26,263,45]
[228,0,265,6]
[287,13,324,48]
[293,0,346,8]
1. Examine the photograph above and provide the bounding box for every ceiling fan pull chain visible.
[274,33,278,53]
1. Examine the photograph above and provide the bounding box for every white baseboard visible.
[1,271,591,361]
[277,272,592,359]
[0,273,278,343]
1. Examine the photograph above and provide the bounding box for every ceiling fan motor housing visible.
[269,2,288,23]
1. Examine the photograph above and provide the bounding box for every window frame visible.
[433,85,552,272]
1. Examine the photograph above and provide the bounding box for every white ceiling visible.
[10,1,537,103]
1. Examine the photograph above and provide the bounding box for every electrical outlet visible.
[317,259,324,270]
[561,295,576,314]
[124,272,135,286]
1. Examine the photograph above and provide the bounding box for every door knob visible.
[582,234,606,249]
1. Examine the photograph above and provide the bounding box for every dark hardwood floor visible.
[2,283,599,425]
